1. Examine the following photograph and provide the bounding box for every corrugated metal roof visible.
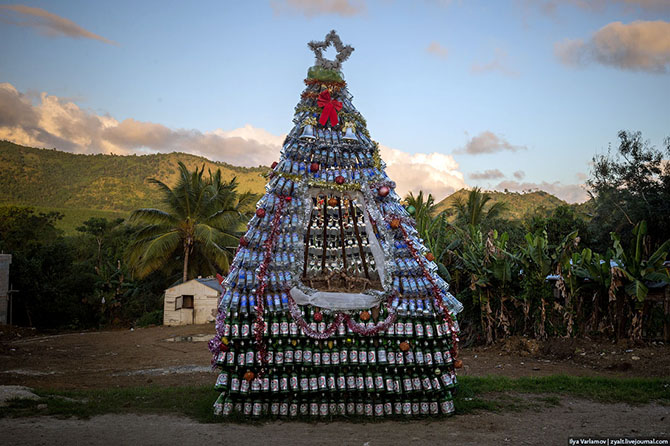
[195,277,223,292]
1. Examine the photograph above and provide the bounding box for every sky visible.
[1,0,669,203]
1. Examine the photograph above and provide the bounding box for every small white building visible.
[163,277,222,326]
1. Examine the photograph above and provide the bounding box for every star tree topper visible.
[308,30,354,71]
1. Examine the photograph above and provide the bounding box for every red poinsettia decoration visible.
[317,90,343,127]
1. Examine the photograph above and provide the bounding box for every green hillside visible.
[434,188,570,220]
[1,140,588,233]
[0,140,269,233]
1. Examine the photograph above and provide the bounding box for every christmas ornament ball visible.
[335,175,345,185]
[243,371,255,382]
[359,310,371,321]
[426,252,435,262]
[390,218,401,229]
[378,186,390,197]
[310,162,320,172]
[256,208,266,218]
[328,197,339,207]
[313,311,323,322]
[407,205,416,215]
[399,341,410,352]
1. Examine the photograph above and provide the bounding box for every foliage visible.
[0,141,266,213]
[128,162,255,283]
[586,130,670,252]
[450,187,507,227]
[307,66,344,82]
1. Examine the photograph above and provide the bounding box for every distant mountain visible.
[434,188,578,220]
[1,141,590,233]
[0,140,268,211]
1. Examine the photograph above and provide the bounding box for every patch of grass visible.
[457,375,670,406]
[1,375,668,423]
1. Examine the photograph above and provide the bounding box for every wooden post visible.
[303,198,313,279]
[349,201,370,280]
[337,197,348,273]
[321,197,328,273]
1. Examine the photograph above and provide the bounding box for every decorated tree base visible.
[209,30,464,420]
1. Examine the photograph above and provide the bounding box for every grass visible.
[1,375,668,423]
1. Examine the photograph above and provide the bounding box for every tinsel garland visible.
[304,78,346,89]
[294,105,368,135]
[208,308,228,367]
[397,222,460,359]
[273,170,364,192]
[252,194,289,374]
[286,291,398,339]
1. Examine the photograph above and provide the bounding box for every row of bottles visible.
[215,366,456,398]
[215,338,454,369]
[214,391,455,418]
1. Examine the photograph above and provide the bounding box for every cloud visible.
[494,179,589,203]
[270,0,366,17]
[575,172,587,181]
[0,4,116,45]
[555,20,670,73]
[0,82,281,166]
[456,131,527,155]
[471,48,519,77]
[513,170,525,180]
[529,0,670,15]
[469,169,505,180]
[426,41,449,59]
[0,82,468,200]
[380,145,467,200]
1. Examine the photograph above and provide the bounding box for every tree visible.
[128,162,255,283]
[404,191,437,236]
[587,130,670,252]
[451,187,506,228]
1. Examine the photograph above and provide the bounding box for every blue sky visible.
[1,0,669,202]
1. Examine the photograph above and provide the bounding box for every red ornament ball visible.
[335,175,345,185]
[310,162,320,173]
[256,208,266,218]
[313,311,323,322]
[239,236,249,247]
[328,197,339,207]
[243,370,255,382]
[271,161,278,169]
[285,196,292,202]
[378,186,390,197]
[359,310,371,321]
[399,341,410,352]
[425,252,435,262]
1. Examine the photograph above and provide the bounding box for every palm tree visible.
[451,187,506,227]
[127,162,255,283]
[405,191,437,236]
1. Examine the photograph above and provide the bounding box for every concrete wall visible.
[0,254,12,325]
[163,280,218,326]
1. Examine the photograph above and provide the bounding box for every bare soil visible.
[0,396,668,446]
[1,324,669,390]
[1,324,669,445]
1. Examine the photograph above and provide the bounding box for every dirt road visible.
[1,396,668,446]
[2,324,668,390]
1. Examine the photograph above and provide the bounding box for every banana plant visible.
[571,247,615,336]
[516,230,553,339]
[610,220,670,340]
[552,230,580,336]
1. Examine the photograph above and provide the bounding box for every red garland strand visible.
[397,222,460,359]
[252,195,289,376]
[286,291,397,338]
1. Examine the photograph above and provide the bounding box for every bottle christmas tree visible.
[209,30,464,419]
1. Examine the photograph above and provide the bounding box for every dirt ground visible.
[1,323,669,390]
[1,397,668,446]
[1,324,669,445]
